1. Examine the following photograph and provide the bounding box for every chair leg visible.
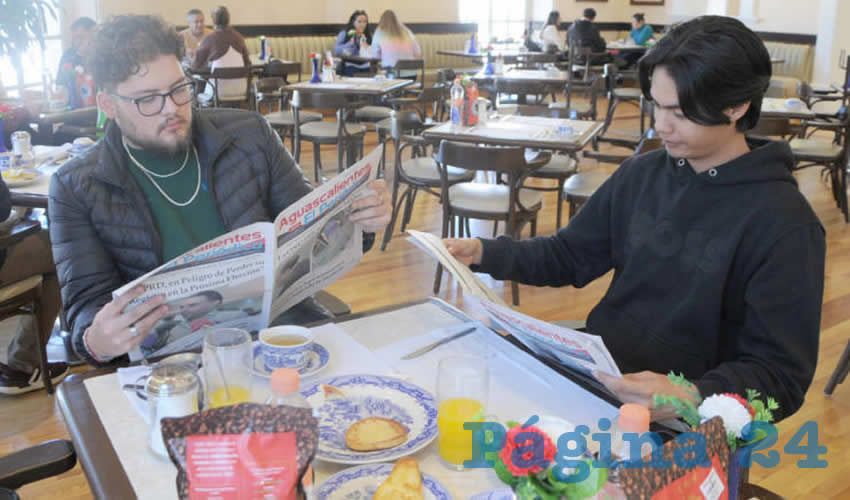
[825,340,850,396]
[400,188,418,232]
[492,221,499,237]
[313,142,322,184]
[464,218,471,238]
[530,217,537,237]
[32,285,54,394]
[600,95,619,135]
[511,280,519,306]
[381,183,408,251]
[433,207,451,294]
[556,178,566,229]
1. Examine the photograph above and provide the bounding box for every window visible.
[0,11,63,97]
[460,0,527,44]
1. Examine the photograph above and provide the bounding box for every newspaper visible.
[406,229,622,378]
[115,146,382,361]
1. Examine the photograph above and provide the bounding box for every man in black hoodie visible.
[446,16,825,422]
[566,8,616,66]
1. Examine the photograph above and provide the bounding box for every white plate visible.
[251,340,329,379]
[315,463,451,500]
[300,374,439,464]
[1,170,44,188]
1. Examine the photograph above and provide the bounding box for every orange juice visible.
[438,397,484,465]
[209,385,252,408]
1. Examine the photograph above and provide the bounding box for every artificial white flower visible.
[698,394,753,438]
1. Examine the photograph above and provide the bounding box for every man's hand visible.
[444,238,484,266]
[84,286,169,360]
[595,370,699,421]
[350,179,392,232]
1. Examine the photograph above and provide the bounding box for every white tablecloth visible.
[84,298,618,499]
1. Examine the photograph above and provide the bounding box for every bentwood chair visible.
[549,74,605,121]
[197,66,253,109]
[599,63,644,137]
[380,114,475,250]
[257,78,322,152]
[567,129,663,217]
[291,90,368,184]
[433,140,550,305]
[0,440,77,499]
[825,340,850,395]
[513,105,581,229]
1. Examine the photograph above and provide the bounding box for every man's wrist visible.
[83,326,108,363]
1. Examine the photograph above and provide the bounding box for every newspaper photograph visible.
[114,145,383,361]
[476,298,622,378]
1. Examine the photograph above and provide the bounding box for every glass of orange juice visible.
[203,328,253,408]
[436,355,489,471]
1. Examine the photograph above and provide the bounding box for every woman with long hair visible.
[371,10,421,71]
[540,10,564,54]
[334,10,373,76]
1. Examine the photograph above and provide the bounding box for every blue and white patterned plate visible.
[315,463,451,500]
[301,374,439,464]
[251,340,330,378]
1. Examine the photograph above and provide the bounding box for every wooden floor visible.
[2,105,849,499]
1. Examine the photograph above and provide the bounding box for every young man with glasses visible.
[49,15,392,365]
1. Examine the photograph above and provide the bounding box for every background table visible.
[57,298,618,500]
[761,97,817,119]
[424,114,604,153]
[285,77,412,96]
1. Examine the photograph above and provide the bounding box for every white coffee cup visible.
[259,326,313,372]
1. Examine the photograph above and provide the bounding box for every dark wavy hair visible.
[88,15,184,91]
[638,15,771,132]
[545,11,560,27]
[342,10,372,44]
[211,6,230,28]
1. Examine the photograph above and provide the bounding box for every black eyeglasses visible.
[111,81,195,117]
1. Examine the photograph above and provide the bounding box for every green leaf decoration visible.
[493,456,518,487]
[507,420,521,429]
[653,393,701,428]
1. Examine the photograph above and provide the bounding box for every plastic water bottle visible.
[265,368,311,410]
[450,77,465,126]
[265,369,314,498]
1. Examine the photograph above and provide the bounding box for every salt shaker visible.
[145,364,200,458]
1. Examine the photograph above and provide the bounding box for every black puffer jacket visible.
[49,108,323,364]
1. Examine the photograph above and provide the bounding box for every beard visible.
[119,113,193,157]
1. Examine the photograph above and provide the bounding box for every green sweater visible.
[125,145,227,261]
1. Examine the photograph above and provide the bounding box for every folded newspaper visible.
[115,146,382,361]
[406,229,622,378]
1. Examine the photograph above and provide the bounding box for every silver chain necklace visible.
[122,136,190,178]
[122,137,202,207]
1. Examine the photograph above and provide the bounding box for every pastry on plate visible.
[373,457,424,500]
[345,417,408,451]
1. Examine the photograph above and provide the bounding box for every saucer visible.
[252,340,329,378]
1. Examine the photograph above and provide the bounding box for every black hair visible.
[633,13,645,23]
[71,17,96,31]
[638,15,771,132]
[187,8,203,17]
[194,290,224,303]
[211,6,230,28]
[583,8,596,20]
[342,10,373,45]
[88,15,184,91]
[545,10,560,27]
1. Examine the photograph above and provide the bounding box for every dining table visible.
[437,49,523,64]
[605,41,649,53]
[760,96,817,120]
[56,297,619,499]
[4,144,74,209]
[423,114,604,154]
[285,76,413,97]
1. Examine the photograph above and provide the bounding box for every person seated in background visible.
[371,10,421,75]
[539,10,564,55]
[622,12,654,68]
[630,12,654,45]
[57,16,96,109]
[0,180,65,394]
[334,10,373,76]
[444,16,825,423]
[190,6,251,72]
[567,8,621,67]
[49,15,391,366]
[179,8,212,61]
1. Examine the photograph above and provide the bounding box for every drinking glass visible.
[203,328,253,408]
[436,355,490,470]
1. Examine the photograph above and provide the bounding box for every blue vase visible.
[260,38,266,60]
[310,58,322,83]
[484,53,494,75]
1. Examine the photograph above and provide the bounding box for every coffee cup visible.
[259,326,313,371]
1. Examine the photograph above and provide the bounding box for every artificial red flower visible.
[498,425,556,477]
[721,392,755,418]
[309,52,316,58]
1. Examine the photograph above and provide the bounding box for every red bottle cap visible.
[618,403,650,433]
[270,368,299,395]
